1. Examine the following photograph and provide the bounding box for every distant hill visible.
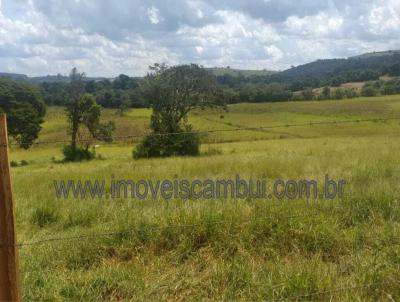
[207,67,276,77]
[30,74,110,83]
[278,50,400,79]
[0,72,110,83]
[0,72,28,81]
[351,50,400,59]
[1,49,400,87]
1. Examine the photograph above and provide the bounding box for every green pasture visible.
[9,95,400,301]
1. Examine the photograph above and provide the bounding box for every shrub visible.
[10,160,29,167]
[10,160,19,167]
[133,131,200,158]
[361,85,378,97]
[20,160,29,166]
[344,88,358,98]
[63,145,95,162]
[333,88,345,100]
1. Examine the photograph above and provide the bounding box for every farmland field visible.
[10,95,400,301]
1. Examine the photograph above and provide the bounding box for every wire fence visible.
[2,116,400,148]
[2,202,340,248]
[6,200,400,299]
[3,116,400,299]
[5,201,400,250]
[14,207,400,300]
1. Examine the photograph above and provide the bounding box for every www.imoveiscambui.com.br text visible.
[54,175,346,200]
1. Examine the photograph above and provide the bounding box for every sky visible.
[0,0,399,77]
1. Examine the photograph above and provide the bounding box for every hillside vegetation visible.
[3,50,400,107]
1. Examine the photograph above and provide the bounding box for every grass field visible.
[9,95,400,301]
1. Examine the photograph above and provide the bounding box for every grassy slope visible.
[10,95,400,301]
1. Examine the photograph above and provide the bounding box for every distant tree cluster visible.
[361,78,400,97]
[40,74,146,111]
[292,86,359,101]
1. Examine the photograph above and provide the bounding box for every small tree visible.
[134,63,223,158]
[64,68,115,161]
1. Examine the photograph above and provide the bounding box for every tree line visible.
[39,68,382,106]
[38,63,400,107]
[40,74,146,110]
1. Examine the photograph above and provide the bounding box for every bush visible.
[133,131,200,158]
[10,160,29,167]
[20,160,29,166]
[361,86,378,97]
[10,160,19,167]
[344,88,358,98]
[63,145,95,162]
[333,88,345,100]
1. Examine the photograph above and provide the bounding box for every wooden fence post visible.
[0,114,21,301]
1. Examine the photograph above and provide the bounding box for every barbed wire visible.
[3,116,400,147]
[3,115,400,298]
[12,203,400,299]
[4,195,400,249]
[12,205,400,249]
[14,213,322,248]
[3,204,346,249]
[16,225,400,299]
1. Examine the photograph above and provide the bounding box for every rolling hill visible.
[1,49,400,89]
[277,50,400,79]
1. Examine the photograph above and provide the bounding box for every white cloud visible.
[0,0,399,76]
[285,13,343,37]
[147,6,161,25]
[264,45,283,62]
[367,0,400,35]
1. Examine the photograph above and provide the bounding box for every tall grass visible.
[10,95,400,300]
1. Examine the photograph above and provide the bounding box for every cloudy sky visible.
[0,0,399,77]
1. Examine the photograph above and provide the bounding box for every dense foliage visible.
[217,69,381,103]
[134,64,223,158]
[0,78,46,148]
[41,74,145,109]
[361,78,400,97]
[34,52,400,106]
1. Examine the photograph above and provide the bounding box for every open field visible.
[9,95,400,301]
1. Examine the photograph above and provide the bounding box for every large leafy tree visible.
[64,68,115,161]
[144,63,223,133]
[0,78,46,148]
[134,63,224,158]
